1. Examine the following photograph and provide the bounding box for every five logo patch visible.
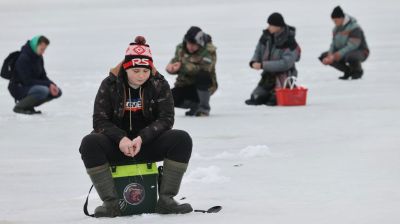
[125,98,142,112]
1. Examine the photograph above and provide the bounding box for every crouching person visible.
[246,13,301,106]
[79,36,193,217]
[319,6,369,80]
[166,26,218,117]
[8,35,62,114]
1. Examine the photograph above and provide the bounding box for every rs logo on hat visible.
[123,58,151,69]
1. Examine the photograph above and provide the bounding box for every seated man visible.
[8,35,62,114]
[319,6,370,80]
[246,12,301,106]
[166,26,218,117]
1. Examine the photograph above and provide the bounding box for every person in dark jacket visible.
[8,35,62,114]
[246,13,301,106]
[79,36,193,217]
[166,26,218,117]
[319,6,369,80]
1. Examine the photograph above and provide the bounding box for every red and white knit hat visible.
[123,36,153,70]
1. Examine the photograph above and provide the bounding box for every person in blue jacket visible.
[8,35,62,114]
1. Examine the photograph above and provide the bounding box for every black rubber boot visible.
[155,159,193,214]
[13,96,42,115]
[87,163,121,218]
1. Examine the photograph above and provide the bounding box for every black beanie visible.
[331,6,345,18]
[267,12,286,27]
[184,26,202,43]
[184,26,209,47]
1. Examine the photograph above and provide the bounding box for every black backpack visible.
[1,51,20,80]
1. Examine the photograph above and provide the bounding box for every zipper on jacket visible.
[140,86,145,116]
[128,87,132,131]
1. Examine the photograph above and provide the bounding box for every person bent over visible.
[319,6,369,80]
[8,35,62,114]
[166,26,218,117]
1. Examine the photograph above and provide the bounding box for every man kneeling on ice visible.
[79,36,193,217]
[246,13,301,106]
[166,26,218,117]
[319,6,370,80]
[8,35,62,114]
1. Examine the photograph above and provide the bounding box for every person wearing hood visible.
[79,36,193,217]
[246,13,301,106]
[166,26,218,117]
[319,6,369,80]
[8,35,62,114]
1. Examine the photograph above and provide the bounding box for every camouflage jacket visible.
[169,42,218,94]
[329,15,369,60]
[92,65,174,145]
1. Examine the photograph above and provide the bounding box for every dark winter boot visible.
[265,96,277,106]
[245,95,267,105]
[87,163,121,218]
[155,159,193,214]
[348,60,363,80]
[185,106,198,116]
[246,84,271,106]
[195,90,210,117]
[181,100,199,116]
[327,61,351,80]
[13,96,42,114]
[351,70,363,79]
[185,110,196,116]
[338,72,351,80]
[245,97,259,105]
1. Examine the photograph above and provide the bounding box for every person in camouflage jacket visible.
[246,13,301,106]
[79,36,193,217]
[166,26,218,116]
[319,6,369,80]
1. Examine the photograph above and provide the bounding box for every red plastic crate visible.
[275,86,308,106]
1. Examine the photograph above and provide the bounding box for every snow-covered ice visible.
[0,0,400,223]
[184,166,230,184]
[193,145,288,160]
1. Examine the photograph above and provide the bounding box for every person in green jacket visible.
[319,6,370,80]
[166,26,218,117]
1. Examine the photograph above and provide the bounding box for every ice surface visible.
[0,0,399,223]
